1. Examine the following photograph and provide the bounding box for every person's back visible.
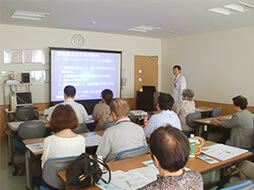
[144,93,181,137]
[96,118,146,161]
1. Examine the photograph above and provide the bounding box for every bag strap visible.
[96,157,111,184]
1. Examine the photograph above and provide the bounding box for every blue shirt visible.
[144,110,181,137]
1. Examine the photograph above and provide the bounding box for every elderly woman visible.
[138,125,203,190]
[92,89,114,130]
[41,104,86,167]
[176,89,195,136]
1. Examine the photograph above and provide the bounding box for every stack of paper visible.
[202,144,248,161]
[26,143,43,153]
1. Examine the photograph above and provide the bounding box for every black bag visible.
[66,153,111,189]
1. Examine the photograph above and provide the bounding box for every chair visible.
[16,106,38,121]
[115,145,149,160]
[211,106,222,117]
[186,112,202,136]
[12,121,47,176]
[40,156,77,190]
[102,121,114,131]
[72,123,89,134]
[219,180,254,190]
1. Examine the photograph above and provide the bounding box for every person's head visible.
[182,89,194,101]
[110,98,130,121]
[64,85,76,99]
[50,104,78,132]
[150,125,189,172]
[157,93,174,111]
[101,89,113,105]
[173,65,181,77]
[232,95,248,111]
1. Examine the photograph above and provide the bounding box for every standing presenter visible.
[172,65,187,108]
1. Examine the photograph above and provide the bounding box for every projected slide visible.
[50,49,121,101]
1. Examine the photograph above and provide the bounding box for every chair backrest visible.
[16,106,38,121]
[211,107,222,117]
[186,112,202,129]
[42,156,77,189]
[72,123,89,134]
[102,121,114,131]
[219,180,254,190]
[115,145,149,160]
[18,121,46,140]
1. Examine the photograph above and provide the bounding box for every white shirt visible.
[144,110,181,137]
[46,98,89,123]
[41,134,86,167]
[96,118,147,162]
[176,100,195,131]
[172,74,187,107]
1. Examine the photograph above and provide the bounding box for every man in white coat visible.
[172,65,187,109]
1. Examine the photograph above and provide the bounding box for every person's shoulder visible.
[186,170,202,179]
[44,135,55,144]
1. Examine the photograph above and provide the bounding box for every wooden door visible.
[134,55,158,96]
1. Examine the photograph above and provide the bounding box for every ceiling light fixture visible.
[239,1,254,9]
[208,8,232,15]
[128,25,161,33]
[224,4,245,12]
[11,10,50,21]
[128,28,147,32]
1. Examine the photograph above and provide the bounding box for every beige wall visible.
[161,26,254,105]
[0,24,161,105]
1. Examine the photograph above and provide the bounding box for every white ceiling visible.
[1,0,254,38]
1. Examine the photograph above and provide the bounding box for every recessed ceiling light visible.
[128,28,147,32]
[224,4,245,12]
[239,1,254,9]
[89,21,96,25]
[209,8,232,15]
[11,10,50,21]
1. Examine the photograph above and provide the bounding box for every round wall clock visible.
[71,34,85,47]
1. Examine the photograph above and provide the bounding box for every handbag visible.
[66,153,111,189]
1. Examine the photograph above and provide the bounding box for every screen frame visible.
[49,47,122,113]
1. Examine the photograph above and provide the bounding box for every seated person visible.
[45,85,88,123]
[239,160,254,180]
[138,125,203,190]
[144,93,181,137]
[211,95,254,149]
[176,89,195,135]
[96,99,147,162]
[41,104,86,167]
[92,89,114,130]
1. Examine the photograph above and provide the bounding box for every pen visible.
[126,180,132,188]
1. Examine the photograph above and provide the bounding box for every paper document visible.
[85,134,102,147]
[202,144,248,161]
[26,143,43,153]
[128,166,159,181]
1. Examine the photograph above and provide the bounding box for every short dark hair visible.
[173,65,181,71]
[50,104,78,132]
[101,89,113,105]
[150,125,189,172]
[232,95,248,110]
[64,85,76,97]
[158,93,174,110]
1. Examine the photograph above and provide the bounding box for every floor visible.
[0,136,241,190]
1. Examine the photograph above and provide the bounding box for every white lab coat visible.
[172,74,187,107]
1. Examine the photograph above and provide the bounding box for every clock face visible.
[72,34,85,47]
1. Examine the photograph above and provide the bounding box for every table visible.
[196,106,214,113]
[23,130,104,190]
[58,141,253,190]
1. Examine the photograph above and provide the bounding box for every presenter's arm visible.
[180,76,187,94]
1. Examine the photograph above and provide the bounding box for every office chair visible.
[40,156,77,190]
[16,106,39,121]
[186,112,202,136]
[211,106,222,117]
[72,123,89,134]
[12,121,46,176]
[115,145,149,160]
[219,180,254,190]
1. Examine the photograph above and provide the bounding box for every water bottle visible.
[189,134,196,158]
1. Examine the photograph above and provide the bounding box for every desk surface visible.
[196,106,214,113]
[58,141,253,190]
[195,115,232,125]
